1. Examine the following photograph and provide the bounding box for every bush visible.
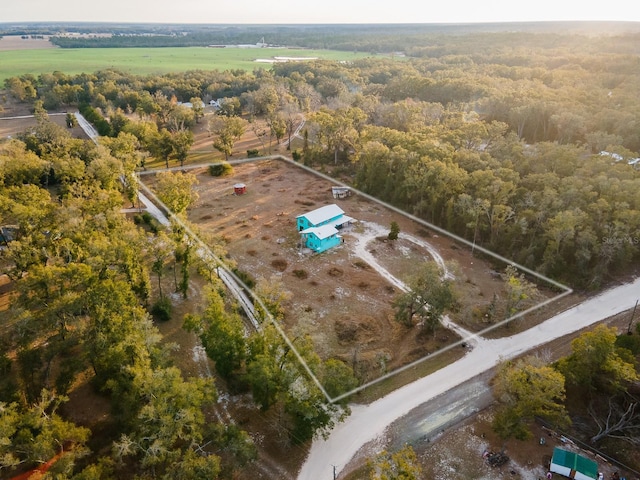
[134,211,160,233]
[0,352,11,375]
[388,221,400,240]
[151,297,172,322]
[79,103,113,136]
[292,269,308,279]
[247,149,260,158]
[271,258,288,271]
[232,268,255,289]
[209,162,233,177]
[616,332,640,355]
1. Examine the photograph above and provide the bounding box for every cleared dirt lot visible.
[0,99,89,141]
[179,158,540,386]
[0,35,56,51]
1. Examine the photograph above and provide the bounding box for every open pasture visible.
[0,46,373,84]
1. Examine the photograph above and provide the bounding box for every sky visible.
[3,0,640,24]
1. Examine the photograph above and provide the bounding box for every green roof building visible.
[550,447,598,480]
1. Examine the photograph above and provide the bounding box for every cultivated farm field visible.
[0,45,373,85]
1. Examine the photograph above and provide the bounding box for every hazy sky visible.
[4,0,640,24]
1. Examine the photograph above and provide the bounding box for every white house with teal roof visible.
[296,204,355,253]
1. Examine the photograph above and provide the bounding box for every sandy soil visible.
[175,158,523,387]
[300,276,640,480]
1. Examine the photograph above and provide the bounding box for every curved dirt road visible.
[297,275,640,479]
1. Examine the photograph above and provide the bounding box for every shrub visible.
[292,269,308,279]
[616,332,640,355]
[141,211,154,224]
[232,268,255,289]
[271,258,288,271]
[247,149,260,158]
[151,297,172,322]
[388,221,400,240]
[209,162,233,177]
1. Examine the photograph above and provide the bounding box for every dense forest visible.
[6,28,640,287]
[2,25,640,478]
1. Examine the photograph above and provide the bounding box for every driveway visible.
[297,275,640,479]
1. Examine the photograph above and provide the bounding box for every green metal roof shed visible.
[550,447,598,480]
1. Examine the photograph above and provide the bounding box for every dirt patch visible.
[414,403,636,480]
[189,115,278,157]
[0,99,90,141]
[144,158,549,388]
[0,35,56,51]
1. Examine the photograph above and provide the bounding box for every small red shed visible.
[233,183,246,195]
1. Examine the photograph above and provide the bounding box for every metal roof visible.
[550,448,598,480]
[296,204,344,226]
[301,224,338,240]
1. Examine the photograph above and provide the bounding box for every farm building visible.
[296,204,355,253]
[549,448,598,480]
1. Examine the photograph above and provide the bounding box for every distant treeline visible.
[35,22,640,54]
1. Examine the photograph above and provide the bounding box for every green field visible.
[0,47,375,83]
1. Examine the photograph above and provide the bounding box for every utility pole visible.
[627,299,638,334]
[332,464,337,480]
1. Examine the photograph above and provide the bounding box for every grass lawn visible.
[0,46,375,83]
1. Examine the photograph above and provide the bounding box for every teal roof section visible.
[551,448,598,479]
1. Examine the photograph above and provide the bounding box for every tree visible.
[0,139,50,187]
[282,103,302,150]
[501,265,540,321]
[588,391,640,446]
[184,286,246,379]
[388,221,400,241]
[492,355,570,440]
[100,131,146,206]
[178,240,192,299]
[163,449,221,480]
[171,128,195,168]
[393,262,455,334]
[112,366,217,473]
[217,97,241,117]
[253,275,292,322]
[86,147,124,191]
[308,107,366,164]
[245,325,288,411]
[149,128,175,169]
[209,115,247,160]
[244,324,350,442]
[155,170,199,216]
[322,358,359,399]
[556,324,638,394]
[82,277,162,394]
[284,382,346,444]
[0,390,90,477]
[368,445,423,480]
[150,232,174,300]
[266,112,287,152]
[189,97,205,123]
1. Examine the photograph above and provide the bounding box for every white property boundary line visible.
[138,155,573,404]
